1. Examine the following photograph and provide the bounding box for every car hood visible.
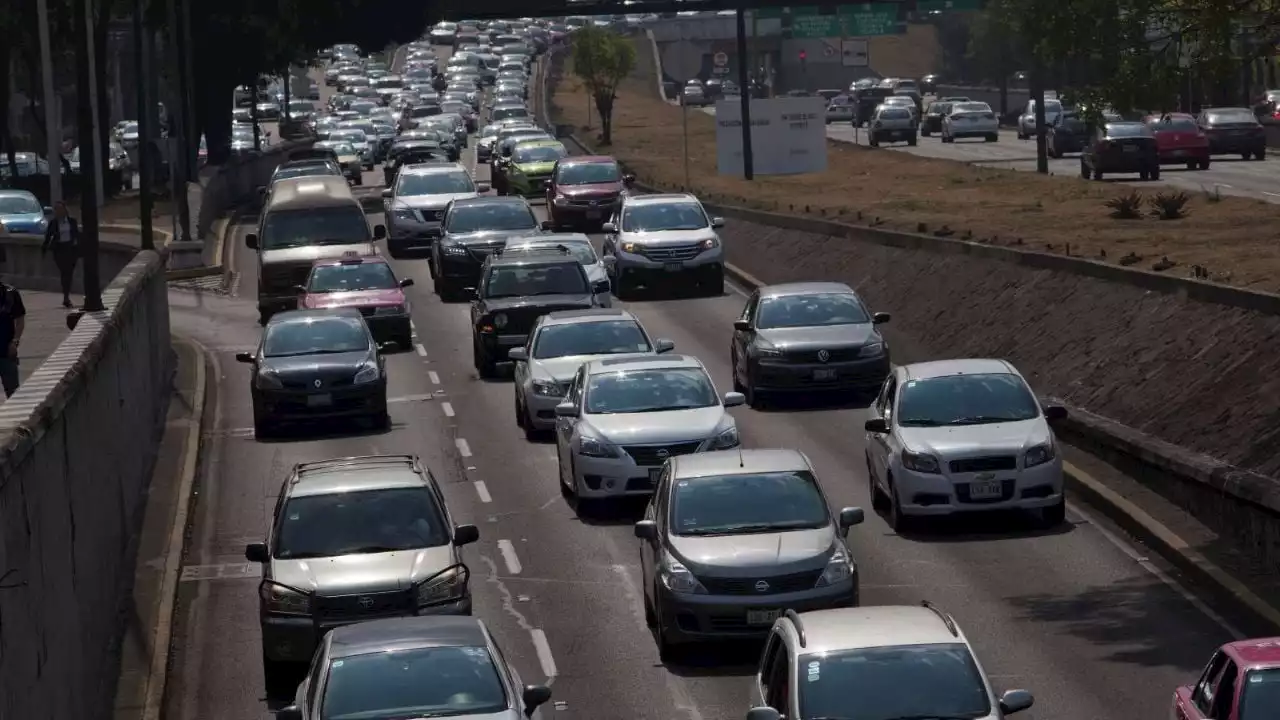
[261,350,370,376]
[0,212,47,232]
[586,406,728,444]
[624,228,717,246]
[558,181,623,198]
[272,545,456,594]
[669,527,833,570]
[513,160,557,175]
[898,418,1051,457]
[756,324,878,351]
[394,192,479,210]
[261,242,377,265]
[444,228,541,245]
[530,351,656,382]
[485,293,595,313]
[303,288,405,308]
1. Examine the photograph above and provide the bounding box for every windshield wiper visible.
[527,289,587,296]
[946,415,1027,425]
[338,545,404,554]
[683,523,790,536]
[896,418,942,426]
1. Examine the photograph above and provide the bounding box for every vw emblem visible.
[817,349,830,363]
[357,596,374,609]
[313,379,323,388]
[656,448,670,458]
[754,580,770,592]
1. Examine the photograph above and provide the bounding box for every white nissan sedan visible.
[863,358,1067,531]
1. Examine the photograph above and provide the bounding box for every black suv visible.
[433,196,543,301]
[470,247,598,377]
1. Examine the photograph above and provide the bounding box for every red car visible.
[544,155,634,231]
[297,255,414,347]
[1146,113,1210,170]
[1173,636,1280,720]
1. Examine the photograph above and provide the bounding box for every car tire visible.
[655,617,681,665]
[1139,171,1149,180]
[262,652,298,700]
[557,451,576,498]
[393,334,412,349]
[1041,495,1067,527]
[354,175,363,186]
[1200,160,1211,170]
[253,411,276,440]
[258,310,271,326]
[1258,149,1267,160]
[907,136,918,146]
[1079,160,1089,179]
[731,353,745,393]
[474,341,497,379]
[369,407,390,431]
[941,135,952,143]
[888,478,914,534]
[921,127,930,137]
[1093,169,1103,180]
[1150,169,1161,181]
[643,585,657,628]
[704,271,724,296]
[989,134,1000,143]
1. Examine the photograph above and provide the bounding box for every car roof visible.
[759,281,855,298]
[0,189,39,200]
[625,193,698,206]
[402,162,468,176]
[269,307,365,324]
[672,448,810,478]
[900,358,1016,380]
[507,233,590,247]
[542,308,636,325]
[290,454,430,498]
[785,606,964,654]
[1225,637,1280,668]
[329,616,490,658]
[561,155,617,165]
[263,175,358,211]
[586,354,701,373]
[489,248,580,267]
[451,195,529,209]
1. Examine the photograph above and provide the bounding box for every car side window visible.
[302,643,325,710]
[741,291,759,324]
[766,645,792,713]
[1193,651,1228,714]
[881,377,898,423]
[653,463,672,531]
[567,368,585,406]
[758,632,781,698]
[1209,660,1238,720]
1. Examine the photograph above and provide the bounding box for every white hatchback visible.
[942,101,1000,143]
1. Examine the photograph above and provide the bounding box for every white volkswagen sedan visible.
[941,101,1000,143]
[863,358,1067,531]
[553,354,744,515]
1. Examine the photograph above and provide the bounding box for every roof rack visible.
[293,454,420,477]
[783,608,806,648]
[920,600,959,637]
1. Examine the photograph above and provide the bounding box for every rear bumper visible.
[253,379,387,423]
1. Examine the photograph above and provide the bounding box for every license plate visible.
[648,468,662,483]
[585,210,601,219]
[1123,145,1137,153]
[663,262,683,272]
[307,393,333,407]
[747,609,780,626]
[968,479,1003,499]
[813,368,837,381]
[1171,149,1185,156]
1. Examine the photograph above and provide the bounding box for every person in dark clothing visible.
[41,201,80,308]
[0,279,26,398]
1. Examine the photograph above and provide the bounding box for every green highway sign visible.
[918,0,985,10]
[769,5,904,38]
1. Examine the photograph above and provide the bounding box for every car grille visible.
[700,569,824,595]
[568,194,619,207]
[315,590,413,620]
[637,243,702,262]
[622,441,702,466]
[278,368,356,389]
[949,456,1018,473]
[781,347,863,363]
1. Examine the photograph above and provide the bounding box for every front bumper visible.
[895,457,1064,517]
[750,355,889,393]
[550,197,621,226]
[253,379,387,423]
[477,331,528,361]
[613,246,724,280]
[656,576,857,643]
[569,442,731,498]
[260,595,472,662]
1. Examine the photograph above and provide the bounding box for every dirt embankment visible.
[716,219,1280,478]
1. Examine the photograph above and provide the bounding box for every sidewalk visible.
[14,291,73,385]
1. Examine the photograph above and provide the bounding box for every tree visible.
[569,25,635,146]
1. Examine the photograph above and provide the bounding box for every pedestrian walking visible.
[0,276,26,398]
[41,201,80,308]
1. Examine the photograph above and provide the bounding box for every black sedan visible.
[237,308,389,437]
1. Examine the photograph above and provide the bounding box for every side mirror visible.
[746,707,781,720]
[452,524,480,546]
[477,182,491,193]
[733,319,752,332]
[623,173,636,185]
[521,685,552,715]
[872,312,891,324]
[381,188,393,198]
[400,277,414,288]
[710,216,725,228]
[540,220,553,231]
[276,707,303,720]
[373,224,387,239]
[508,347,528,361]
[294,284,309,294]
[244,542,269,563]
[235,352,254,363]
[601,222,617,234]
[654,338,675,354]
[1044,404,1068,421]
[838,506,865,535]
[244,233,259,249]
[722,391,745,407]
[634,519,658,541]
[554,402,578,418]
[999,689,1035,715]
[592,279,611,294]
[864,417,889,433]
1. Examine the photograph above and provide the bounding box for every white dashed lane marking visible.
[473,480,492,503]
[415,343,428,356]
[530,629,558,679]
[429,371,441,384]
[456,438,472,457]
[442,401,455,417]
[497,539,523,574]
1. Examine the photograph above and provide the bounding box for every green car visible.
[500,139,567,197]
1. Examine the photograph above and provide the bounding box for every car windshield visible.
[483,263,587,298]
[897,372,1040,427]
[308,262,398,292]
[322,645,507,719]
[1106,123,1152,137]
[515,144,565,163]
[331,130,366,143]
[262,317,368,357]
[585,368,718,414]
[446,203,537,233]
[1152,117,1198,131]
[274,487,448,559]
[1241,667,1280,720]
[671,471,828,536]
[411,106,441,117]
[441,102,468,114]
[0,195,41,214]
[800,643,992,720]
[121,122,138,134]
[953,102,990,113]
[533,319,650,359]
[879,108,910,120]
[621,202,707,232]
[756,292,870,329]
[261,207,369,250]
[557,162,621,185]
[493,107,529,120]
[399,172,474,195]
[1207,109,1256,124]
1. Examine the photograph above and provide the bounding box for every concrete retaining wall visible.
[0,249,173,719]
[0,232,144,295]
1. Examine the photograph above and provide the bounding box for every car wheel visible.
[262,652,298,700]
[427,255,438,279]
[643,583,657,628]
[394,334,412,349]
[1139,171,1149,180]
[731,353,745,393]
[253,410,276,440]
[557,451,576,498]
[369,407,390,431]
[704,271,724,296]
[1257,149,1267,160]
[1150,169,1161,181]
[1041,494,1067,527]
[743,372,763,409]
[1093,169,1103,180]
[1200,160,1211,170]
[655,611,681,664]
[868,455,890,512]
[474,342,496,378]
[888,477,914,534]
[514,392,526,428]
[921,127,930,137]
[258,310,271,326]
[907,136,918,147]
[354,175,363,186]
[989,133,999,142]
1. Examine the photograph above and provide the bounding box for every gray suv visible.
[246,455,480,691]
[634,448,864,662]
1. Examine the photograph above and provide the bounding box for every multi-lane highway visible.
[701,105,1280,203]
[160,43,1248,720]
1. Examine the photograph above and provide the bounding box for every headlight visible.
[860,341,885,357]
[374,304,405,315]
[553,195,569,206]
[256,367,283,389]
[259,581,311,615]
[394,209,416,220]
[492,313,508,328]
[1025,442,1056,468]
[708,425,739,450]
[699,236,719,250]
[815,546,854,587]
[753,345,783,358]
[532,380,562,397]
[441,243,467,255]
[902,449,941,474]
[659,556,706,594]
[415,564,469,606]
[620,241,637,253]
[353,360,381,384]
[578,434,621,458]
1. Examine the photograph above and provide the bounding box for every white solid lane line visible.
[497,539,523,574]
[441,401,455,417]
[473,480,492,503]
[429,370,441,384]
[530,628,558,680]
[455,438,472,457]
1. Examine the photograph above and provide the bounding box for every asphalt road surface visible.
[161,47,1245,720]
[701,105,1280,204]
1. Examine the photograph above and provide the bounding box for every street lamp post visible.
[36,0,63,207]
[75,0,104,311]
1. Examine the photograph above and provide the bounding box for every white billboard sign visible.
[714,97,827,176]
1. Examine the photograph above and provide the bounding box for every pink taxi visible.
[297,255,414,347]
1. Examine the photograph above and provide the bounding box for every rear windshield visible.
[1106,123,1153,138]
[533,319,650,359]
[307,262,398,292]
[878,108,910,120]
[1206,109,1256,124]
[952,103,991,114]
[1150,117,1198,131]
